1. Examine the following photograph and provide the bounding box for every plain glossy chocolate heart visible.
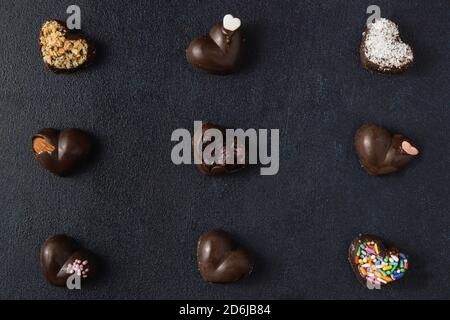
[40,235,97,287]
[186,16,244,74]
[192,123,247,176]
[32,128,92,176]
[40,20,95,73]
[197,230,254,283]
[355,124,419,176]
[349,234,409,289]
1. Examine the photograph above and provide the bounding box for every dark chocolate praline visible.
[32,128,92,176]
[186,15,244,74]
[197,230,254,284]
[355,124,419,176]
[192,123,247,176]
[40,235,97,287]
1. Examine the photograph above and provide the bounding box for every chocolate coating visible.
[32,128,92,176]
[186,21,243,74]
[40,235,97,287]
[348,234,408,289]
[355,124,418,176]
[197,230,254,283]
[192,123,247,176]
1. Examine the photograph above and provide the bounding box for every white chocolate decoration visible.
[223,14,241,32]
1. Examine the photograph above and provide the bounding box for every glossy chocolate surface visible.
[355,124,418,176]
[197,230,254,283]
[32,128,92,176]
[186,21,243,74]
[40,235,97,287]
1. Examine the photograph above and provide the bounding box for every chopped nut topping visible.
[40,20,89,70]
[33,137,56,155]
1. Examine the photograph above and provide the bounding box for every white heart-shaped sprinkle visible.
[223,14,241,32]
[402,141,419,156]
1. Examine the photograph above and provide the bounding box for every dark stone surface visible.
[0,0,449,299]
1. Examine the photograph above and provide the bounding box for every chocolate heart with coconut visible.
[361,18,414,74]
[40,20,95,72]
[355,124,419,176]
[349,235,409,289]
[186,14,244,74]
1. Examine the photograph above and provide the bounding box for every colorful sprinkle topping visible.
[66,259,90,278]
[355,240,408,288]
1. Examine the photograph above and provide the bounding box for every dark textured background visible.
[0,0,449,300]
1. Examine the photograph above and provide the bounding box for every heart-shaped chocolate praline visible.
[39,20,95,73]
[360,18,414,74]
[32,128,92,176]
[349,234,409,289]
[355,124,419,176]
[186,15,244,74]
[40,235,97,287]
[192,123,247,176]
[197,230,254,283]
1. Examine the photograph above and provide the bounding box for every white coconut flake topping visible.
[363,18,414,69]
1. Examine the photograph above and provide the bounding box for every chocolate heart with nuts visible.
[197,230,254,283]
[360,18,414,74]
[349,234,409,289]
[355,124,419,176]
[192,123,247,176]
[32,128,92,176]
[40,235,97,287]
[186,14,244,74]
[40,20,95,72]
